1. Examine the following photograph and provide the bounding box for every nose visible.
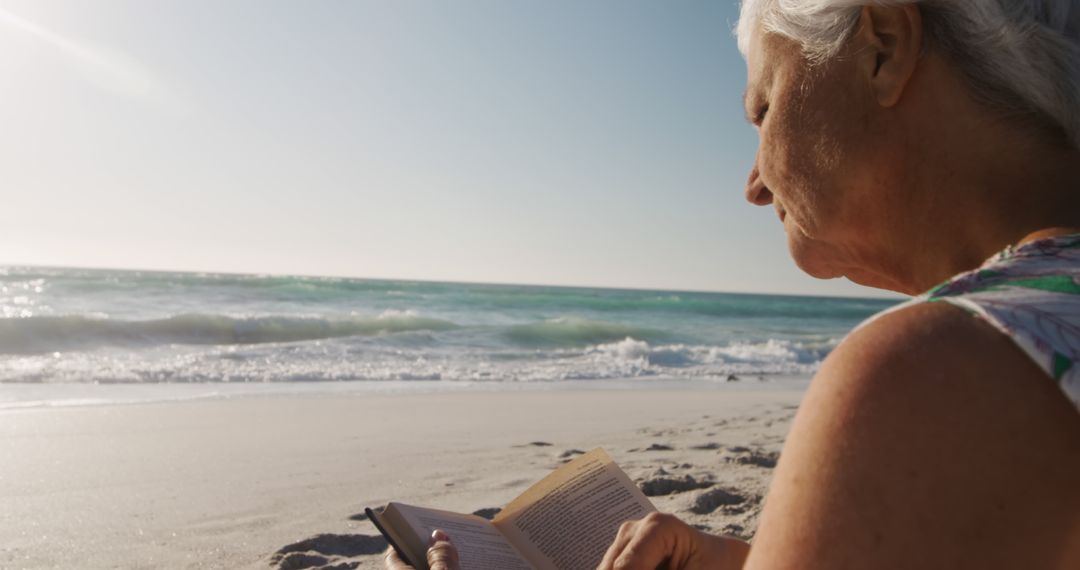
[744,161,773,206]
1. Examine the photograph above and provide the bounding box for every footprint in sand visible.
[722,523,750,539]
[721,447,779,469]
[689,488,755,515]
[269,533,388,569]
[638,475,714,497]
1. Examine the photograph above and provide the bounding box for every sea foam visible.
[0,266,895,385]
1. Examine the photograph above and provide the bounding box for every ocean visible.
[0,267,897,405]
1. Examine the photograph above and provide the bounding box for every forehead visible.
[745,26,768,90]
[745,30,803,98]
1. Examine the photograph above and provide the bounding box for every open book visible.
[367,448,655,570]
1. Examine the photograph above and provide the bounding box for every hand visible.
[383,529,460,570]
[596,512,749,570]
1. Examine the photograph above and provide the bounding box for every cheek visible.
[763,97,864,234]
[758,119,829,217]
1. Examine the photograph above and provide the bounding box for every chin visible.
[787,235,845,280]
[844,270,919,295]
[787,233,914,293]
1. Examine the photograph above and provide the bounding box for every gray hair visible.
[736,0,1080,147]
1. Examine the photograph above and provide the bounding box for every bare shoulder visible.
[745,302,1080,570]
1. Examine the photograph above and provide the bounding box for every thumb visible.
[427,530,459,570]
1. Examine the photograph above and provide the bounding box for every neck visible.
[901,140,1080,293]
[871,61,1080,294]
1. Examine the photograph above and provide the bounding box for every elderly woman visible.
[387,1,1080,568]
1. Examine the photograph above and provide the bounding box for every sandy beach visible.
[0,382,805,569]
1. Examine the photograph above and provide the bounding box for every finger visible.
[427,530,459,570]
[612,517,679,570]
[430,529,451,545]
[383,546,412,570]
[427,542,458,570]
[596,519,640,570]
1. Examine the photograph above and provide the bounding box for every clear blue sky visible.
[0,0,889,298]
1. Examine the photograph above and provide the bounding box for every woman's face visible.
[743,29,901,288]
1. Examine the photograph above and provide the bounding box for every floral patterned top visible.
[864,233,1080,411]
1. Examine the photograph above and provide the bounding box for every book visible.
[367,448,655,570]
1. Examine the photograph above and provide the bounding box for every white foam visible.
[0,334,838,386]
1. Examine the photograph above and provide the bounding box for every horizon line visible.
[1,261,905,302]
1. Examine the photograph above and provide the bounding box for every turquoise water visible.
[0,266,898,384]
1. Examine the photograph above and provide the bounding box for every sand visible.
[0,382,806,569]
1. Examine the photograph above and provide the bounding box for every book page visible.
[386,502,535,570]
[493,448,656,570]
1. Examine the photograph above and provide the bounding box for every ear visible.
[851,5,922,108]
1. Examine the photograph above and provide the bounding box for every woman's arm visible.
[744,302,1080,569]
[599,302,1080,569]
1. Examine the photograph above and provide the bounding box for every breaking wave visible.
[0,312,458,354]
[0,335,839,384]
[505,317,665,347]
